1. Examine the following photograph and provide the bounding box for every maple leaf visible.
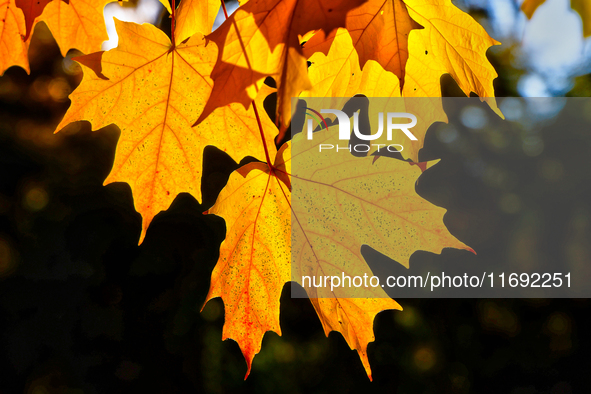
[402,0,501,115]
[17,0,116,56]
[174,0,220,43]
[204,143,399,380]
[301,29,447,162]
[302,28,402,99]
[37,0,115,56]
[0,0,29,76]
[308,298,400,380]
[55,19,277,243]
[206,115,472,378]
[304,0,421,86]
[195,0,367,133]
[291,125,472,377]
[290,124,472,276]
[204,144,291,379]
[14,0,50,40]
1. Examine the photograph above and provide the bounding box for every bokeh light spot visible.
[413,347,436,371]
[23,187,49,212]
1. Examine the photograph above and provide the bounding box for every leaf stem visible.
[171,0,176,46]
[219,0,273,171]
[252,102,273,170]
[220,0,229,19]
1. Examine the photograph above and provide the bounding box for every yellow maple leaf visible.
[403,0,501,115]
[196,0,367,133]
[290,125,472,377]
[55,19,277,243]
[175,0,220,43]
[303,28,402,99]
[205,142,399,380]
[206,117,472,378]
[204,144,291,379]
[304,0,421,85]
[0,0,29,76]
[38,0,114,56]
[302,29,447,162]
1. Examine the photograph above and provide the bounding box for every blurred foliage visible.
[1,2,591,393]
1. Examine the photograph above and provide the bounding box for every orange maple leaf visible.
[36,0,114,56]
[204,144,291,379]
[14,0,50,40]
[55,19,277,243]
[0,0,29,76]
[304,0,421,87]
[205,117,472,379]
[195,0,368,133]
[2,0,120,75]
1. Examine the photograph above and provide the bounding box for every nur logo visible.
[304,108,418,153]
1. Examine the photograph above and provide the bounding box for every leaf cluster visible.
[0,0,501,379]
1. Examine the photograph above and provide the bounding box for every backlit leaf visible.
[196,0,367,132]
[0,0,29,75]
[403,0,501,115]
[38,0,114,56]
[55,19,276,243]
[304,0,421,85]
[205,144,291,379]
[175,0,219,43]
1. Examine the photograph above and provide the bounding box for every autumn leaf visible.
[14,0,50,40]
[521,0,546,19]
[7,0,502,380]
[402,0,501,115]
[0,0,29,76]
[14,0,116,57]
[301,29,447,162]
[304,0,421,86]
[55,19,277,243]
[303,28,402,99]
[39,0,116,56]
[204,142,399,380]
[309,298,400,380]
[195,0,368,133]
[572,0,591,38]
[204,144,291,379]
[206,113,473,378]
[291,124,473,377]
[300,29,405,152]
[290,124,472,277]
[175,0,220,42]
